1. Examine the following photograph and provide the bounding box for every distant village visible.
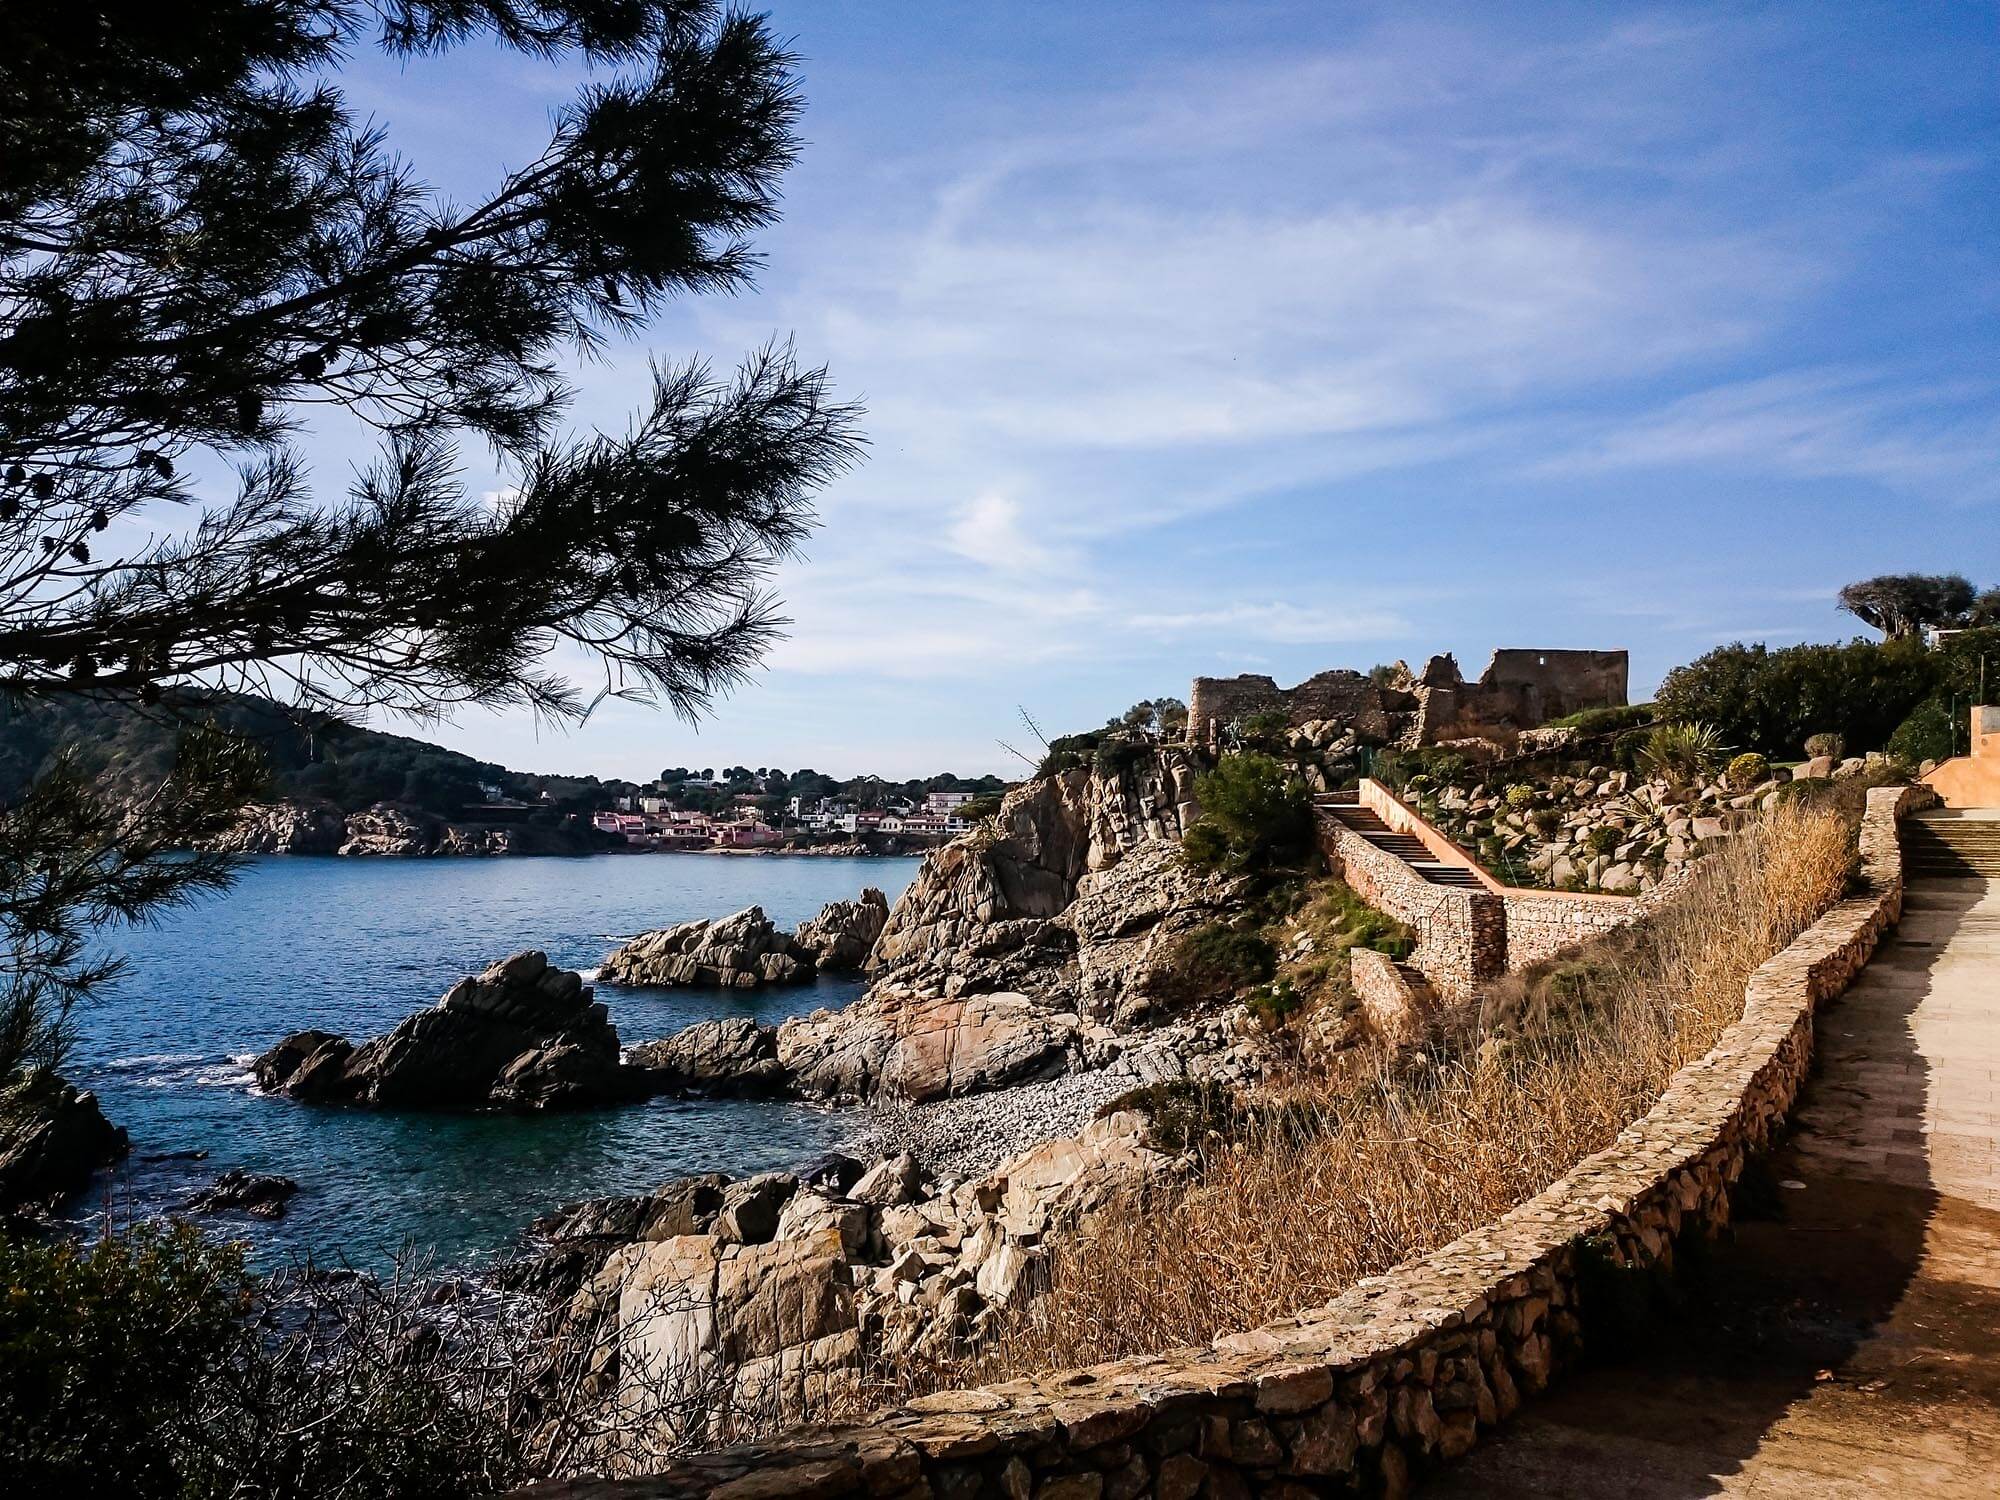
[587,780,992,852]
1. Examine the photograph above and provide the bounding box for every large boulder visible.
[0,1072,128,1213]
[254,950,646,1111]
[792,888,891,970]
[599,906,813,989]
[625,1016,785,1096]
[776,990,1078,1102]
[582,1230,861,1437]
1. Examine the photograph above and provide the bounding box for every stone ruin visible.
[1185,647,1627,751]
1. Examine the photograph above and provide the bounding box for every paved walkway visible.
[1422,876,2000,1498]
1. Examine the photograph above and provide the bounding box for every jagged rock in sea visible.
[187,1167,300,1219]
[599,906,814,989]
[625,1016,785,1097]
[0,1072,129,1214]
[254,950,648,1111]
[792,887,891,969]
[204,800,347,855]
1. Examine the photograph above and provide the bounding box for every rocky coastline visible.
[108,737,1277,1438]
[0,1071,129,1219]
[202,799,926,858]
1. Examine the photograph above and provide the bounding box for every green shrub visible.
[1803,732,1844,760]
[1099,1080,1241,1153]
[1304,879,1414,960]
[1725,752,1770,789]
[1503,783,1537,810]
[1585,826,1623,856]
[1654,636,1947,756]
[1246,978,1303,1027]
[0,1223,249,1497]
[1640,722,1723,780]
[1888,699,1955,765]
[1034,729,1102,778]
[1371,746,1470,793]
[1181,752,1314,876]
[1092,735,1151,778]
[1161,922,1277,1001]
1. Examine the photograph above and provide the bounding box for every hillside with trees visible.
[0,690,1010,828]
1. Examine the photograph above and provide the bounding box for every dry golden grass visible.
[914,799,1857,1388]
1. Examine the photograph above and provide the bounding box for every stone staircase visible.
[1315,795,1486,889]
[1905,812,2000,879]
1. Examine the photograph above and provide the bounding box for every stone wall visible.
[1185,670,1406,749]
[1497,891,1648,972]
[516,786,1926,1500]
[1323,780,1658,996]
[1315,809,1502,1003]
[1349,949,1435,1044]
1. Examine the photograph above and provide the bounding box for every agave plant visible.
[1641,721,1725,781]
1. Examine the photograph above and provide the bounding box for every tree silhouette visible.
[1837,574,1977,639]
[0,1,861,1078]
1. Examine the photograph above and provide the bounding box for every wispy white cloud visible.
[399,4,2000,776]
[1535,369,2000,503]
[944,490,1065,572]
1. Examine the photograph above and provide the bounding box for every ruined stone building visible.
[1186,648,1628,750]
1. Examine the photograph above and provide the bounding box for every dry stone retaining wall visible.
[1316,814,1500,1003]
[518,785,1929,1500]
[1497,891,1646,971]
[1318,780,1662,999]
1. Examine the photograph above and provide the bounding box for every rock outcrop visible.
[605,746,1261,1109]
[200,798,610,857]
[254,950,649,1111]
[600,906,814,989]
[337,802,444,857]
[205,800,347,855]
[866,749,1203,1005]
[625,1016,785,1096]
[187,1168,299,1219]
[0,1072,129,1213]
[776,991,1080,1103]
[540,1110,1172,1437]
[792,888,890,970]
[1058,840,1246,1025]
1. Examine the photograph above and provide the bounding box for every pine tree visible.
[0,1,861,1078]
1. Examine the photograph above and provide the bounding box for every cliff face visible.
[203,801,348,855]
[865,745,1208,1016]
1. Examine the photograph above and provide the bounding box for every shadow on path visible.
[1421,877,2000,1498]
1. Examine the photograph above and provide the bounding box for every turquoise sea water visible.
[62,853,919,1269]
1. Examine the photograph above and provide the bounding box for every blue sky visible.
[316,1,1998,781]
